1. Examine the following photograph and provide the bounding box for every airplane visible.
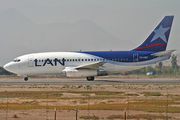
[3,16,175,81]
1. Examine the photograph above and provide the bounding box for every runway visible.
[0,78,180,85]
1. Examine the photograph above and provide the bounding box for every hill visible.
[0,9,133,66]
[162,53,180,66]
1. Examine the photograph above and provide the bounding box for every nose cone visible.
[3,63,11,72]
[3,62,21,75]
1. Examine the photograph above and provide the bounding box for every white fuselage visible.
[3,51,171,77]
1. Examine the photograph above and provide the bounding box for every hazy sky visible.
[0,0,180,66]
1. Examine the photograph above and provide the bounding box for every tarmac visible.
[0,78,180,85]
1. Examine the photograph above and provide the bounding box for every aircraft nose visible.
[3,63,11,72]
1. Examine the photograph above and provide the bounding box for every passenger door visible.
[28,55,34,67]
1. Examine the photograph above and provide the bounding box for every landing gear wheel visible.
[86,76,94,81]
[24,77,28,81]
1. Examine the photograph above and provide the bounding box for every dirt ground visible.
[0,79,180,120]
[0,109,180,120]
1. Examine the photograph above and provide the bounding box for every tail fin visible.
[132,16,174,52]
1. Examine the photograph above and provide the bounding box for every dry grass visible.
[79,115,99,120]
[142,91,162,96]
[0,98,180,113]
[0,83,180,118]
[0,91,125,99]
[108,114,172,119]
[0,91,63,99]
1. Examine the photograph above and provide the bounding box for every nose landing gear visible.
[24,77,28,81]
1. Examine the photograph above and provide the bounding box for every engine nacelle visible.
[97,70,107,76]
[65,69,97,77]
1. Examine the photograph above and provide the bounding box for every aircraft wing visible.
[63,61,106,72]
[62,61,107,78]
[151,50,176,57]
[75,61,106,69]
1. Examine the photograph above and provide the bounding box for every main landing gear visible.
[86,76,94,81]
[24,77,28,81]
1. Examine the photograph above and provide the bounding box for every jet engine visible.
[65,69,97,77]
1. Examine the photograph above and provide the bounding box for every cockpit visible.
[13,58,21,62]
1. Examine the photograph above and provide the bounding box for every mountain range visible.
[0,9,133,66]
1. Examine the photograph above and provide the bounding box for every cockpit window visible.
[13,58,21,62]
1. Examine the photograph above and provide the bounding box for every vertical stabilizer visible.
[133,16,174,52]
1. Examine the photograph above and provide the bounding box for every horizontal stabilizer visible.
[151,50,176,57]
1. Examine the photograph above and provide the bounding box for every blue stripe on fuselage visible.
[77,51,157,62]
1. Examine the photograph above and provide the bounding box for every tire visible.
[86,76,94,81]
[24,77,28,81]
